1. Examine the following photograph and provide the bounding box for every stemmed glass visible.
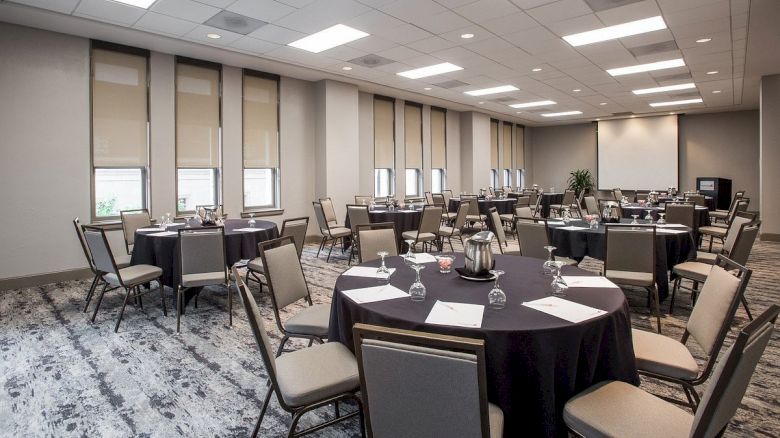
[159,215,167,229]
[376,251,390,283]
[248,212,256,228]
[631,214,639,225]
[543,245,557,276]
[409,264,426,302]
[488,270,506,309]
[657,213,666,225]
[550,261,568,297]
[166,212,172,225]
[644,209,653,224]
[404,239,416,265]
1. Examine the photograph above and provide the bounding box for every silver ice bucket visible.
[463,231,495,276]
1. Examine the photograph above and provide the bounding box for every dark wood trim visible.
[373,94,395,103]
[175,55,221,70]
[91,39,150,57]
[243,68,280,81]
[760,232,780,242]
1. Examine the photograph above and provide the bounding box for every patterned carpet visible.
[1,233,778,437]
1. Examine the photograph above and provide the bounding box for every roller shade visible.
[515,125,525,169]
[243,74,279,168]
[490,120,499,169]
[91,48,148,167]
[176,62,220,168]
[502,123,512,169]
[404,104,422,168]
[431,108,446,169]
[374,97,395,169]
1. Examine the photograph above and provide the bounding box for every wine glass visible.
[488,270,506,309]
[376,251,391,283]
[404,239,416,266]
[550,261,568,297]
[644,209,653,224]
[409,264,426,302]
[631,214,639,225]
[159,215,166,229]
[543,245,557,276]
[166,212,172,225]
[248,212,256,228]
[657,212,666,225]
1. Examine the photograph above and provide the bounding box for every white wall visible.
[760,75,780,239]
[459,112,492,194]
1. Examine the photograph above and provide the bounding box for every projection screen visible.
[597,115,678,190]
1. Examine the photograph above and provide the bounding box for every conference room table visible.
[344,208,422,247]
[620,203,711,231]
[329,254,639,437]
[658,195,716,210]
[508,192,564,218]
[447,197,515,215]
[546,219,697,301]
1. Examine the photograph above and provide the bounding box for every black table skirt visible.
[329,254,639,437]
[344,209,422,247]
[658,196,716,210]
[620,204,711,229]
[130,219,279,289]
[547,219,696,300]
[448,198,515,215]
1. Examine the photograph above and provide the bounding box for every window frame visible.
[374,168,395,198]
[432,168,446,194]
[374,95,396,197]
[430,106,447,192]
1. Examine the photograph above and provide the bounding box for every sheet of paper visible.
[425,300,484,328]
[546,221,565,226]
[522,296,607,323]
[560,225,588,231]
[342,266,396,279]
[561,276,619,289]
[137,227,165,232]
[409,253,438,264]
[235,228,266,232]
[148,231,177,237]
[657,229,688,234]
[656,223,687,228]
[341,285,409,304]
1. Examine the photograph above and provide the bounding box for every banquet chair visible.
[355,195,373,205]
[696,212,756,265]
[513,219,577,264]
[176,227,229,332]
[550,190,576,217]
[699,199,750,251]
[563,304,778,438]
[347,204,372,265]
[499,196,528,230]
[233,267,364,438]
[319,197,340,227]
[584,196,600,216]
[82,226,165,332]
[665,203,695,229]
[120,209,151,255]
[686,194,706,207]
[514,206,535,222]
[246,216,309,289]
[438,201,469,252]
[709,190,745,223]
[433,193,456,222]
[424,191,434,205]
[74,218,131,312]
[402,205,443,252]
[463,195,487,229]
[356,222,398,263]
[633,256,750,410]
[612,188,624,202]
[488,207,510,254]
[442,189,454,206]
[352,323,503,438]
[313,202,352,262]
[259,236,330,356]
[604,224,662,333]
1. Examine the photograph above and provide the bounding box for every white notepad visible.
[560,225,588,231]
[137,227,165,232]
[235,228,265,232]
[656,223,687,228]
[522,297,607,323]
[342,285,409,304]
[408,253,438,264]
[546,221,565,226]
[425,300,484,328]
[148,231,177,237]
[342,266,396,279]
[561,276,619,289]
[657,229,688,234]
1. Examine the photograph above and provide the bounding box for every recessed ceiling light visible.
[516,111,523,114]
[461,33,475,39]
[562,16,666,47]
[600,102,607,105]
[595,118,600,121]
[696,38,712,43]
[113,0,156,7]
[706,70,719,75]
[424,87,432,90]
[632,83,696,95]
[572,89,581,92]
[464,85,518,96]
[206,33,221,39]
[630,115,636,118]
[532,67,542,72]
[342,66,352,71]
[649,98,704,107]
[508,100,556,109]
[669,112,675,115]
[607,58,685,76]
[397,62,463,79]
[541,111,582,117]
[288,24,369,53]
[478,101,485,104]
[712,90,721,94]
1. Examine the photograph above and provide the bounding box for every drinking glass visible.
[248,212,256,228]
[404,239,416,266]
[631,214,639,225]
[409,264,426,302]
[435,255,454,274]
[376,251,391,283]
[657,213,666,225]
[159,216,166,229]
[550,261,568,297]
[644,209,653,223]
[488,270,506,309]
[543,245,557,276]
[166,212,172,225]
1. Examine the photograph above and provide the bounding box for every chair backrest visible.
[353,323,492,438]
[73,218,96,273]
[281,216,309,258]
[453,201,470,229]
[727,199,750,224]
[357,222,398,263]
[513,196,530,207]
[728,222,760,266]
[514,220,549,259]
[431,193,447,208]
[462,195,480,216]
[487,207,506,253]
[347,204,371,234]
[514,206,534,220]
[259,236,311,311]
[584,196,599,215]
[442,190,453,206]
[561,190,575,205]
[424,192,434,205]
[722,212,756,255]
[686,194,706,207]
[689,305,779,438]
[604,225,655,278]
[613,188,623,201]
[528,191,539,205]
[355,195,373,205]
[312,201,330,234]
[178,227,227,280]
[82,226,119,277]
[120,209,151,252]
[664,203,695,228]
[419,206,443,235]
[636,192,649,202]
[319,197,338,224]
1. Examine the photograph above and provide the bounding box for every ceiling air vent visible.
[491,97,516,103]
[204,11,266,35]
[348,54,395,68]
[653,72,692,83]
[433,80,469,89]
[584,0,645,12]
[628,40,679,57]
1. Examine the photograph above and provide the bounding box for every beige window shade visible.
[92,49,148,167]
[404,104,422,168]
[490,120,499,169]
[430,108,446,169]
[176,63,220,168]
[515,125,525,169]
[374,98,395,169]
[243,74,278,168]
[502,123,512,169]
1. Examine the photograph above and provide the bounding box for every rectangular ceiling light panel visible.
[649,98,703,107]
[509,100,556,109]
[113,0,157,7]
[632,83,696,95]
[288,24,369,53]
[607,58,685,76]
[541,111,582,117]
[397,62,463,79]
[464,85,518,96]
[563,16,666,47]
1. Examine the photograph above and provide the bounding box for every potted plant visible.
[567,169,595,198]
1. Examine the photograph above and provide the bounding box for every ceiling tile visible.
[378,0,447,22]
[277,0,317,6]
[184,24,243,45]
[376,45,426,62]
[194,0,235,7]
[74,0,147,26]
[409,11,472,34]
[8,0,79,14]
[230,36,280,54]
[405,36,458,54]
[346,35,398,52]
[453,0,520,23]
[594,0,660,25]
[134,11,199,36]
[374,23,434,44]
[510,0,559,9]
[247,24,305,44]
[478,12,537,35]
[525,0,593,25]
[346,10,405,33]
[273,0,371,33]
[546,13,603,36]
[227,0,296,23]
[151,0,220,23]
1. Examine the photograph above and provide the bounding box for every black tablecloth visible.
[510,192,564,218]
[620,204,710,228]
[658,196,715,210]
[329,254,639,437]
[130,219,279,289]
[547,219,696,300]
[448,198,515,215]
[344,209,422,247]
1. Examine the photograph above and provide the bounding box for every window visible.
[176,57,221,214]
[490,169,498,189]
[502,122,513,186]
[90,42,150,220]
[374,96,395,197]
[243,70,280,210]
[490,119,499,188]
[431,107,447,192]
[405,169,422,197]
[516,169,525,189]
[404,102,423,197]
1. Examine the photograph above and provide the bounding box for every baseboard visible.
[760,232,780,242]
[0,267,93,292]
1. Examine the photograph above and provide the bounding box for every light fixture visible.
[424,87,432,90]
[508,100,556,109]
[607,58,685,76]
[696,38,712,43]
[206,33,221,39]
[342,66,352,71]
[600,102,607,105]
[464,85,518,96]
[461,33,474,39]
[113,0,156,7]
[572,89,581,92]
[541,111,582,117]
[562,16,666,47]
[397,62,463,79]
[706,70,719,75]
[288,24,369,53]
[630,115,636,118]
[532,67,542,72]
[669,112,675,115]
[595,118,600,121]
[516,111,522,114]
[632,83,696,95]
[649,98,704,107]
[478,101,485,104]
[712,90,721,94]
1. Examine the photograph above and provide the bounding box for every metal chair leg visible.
[251,386,274,438]
[288,410,304,438]
[91,282,110,323]
[669,277,680,314]
[114,287,133,333]
[275,335,290,357]
[228,282,233,326]
[158,282,167,317]
[648,286,662,334]
[327,238,336,262]
[741,295,754,320]
[316,236,326,257]
[177,286,183,333]
[84,275,101,313]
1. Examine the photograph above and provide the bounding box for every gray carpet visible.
[1,235,779,437]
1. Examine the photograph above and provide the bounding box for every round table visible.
[620,203,711,228]
[328,254,639,437]
[130,219,279,289]
[448,197,515,215]
[509,192,564,218]
[547,219,696,301]
[344,208,422,247]
[658,196,715,210]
